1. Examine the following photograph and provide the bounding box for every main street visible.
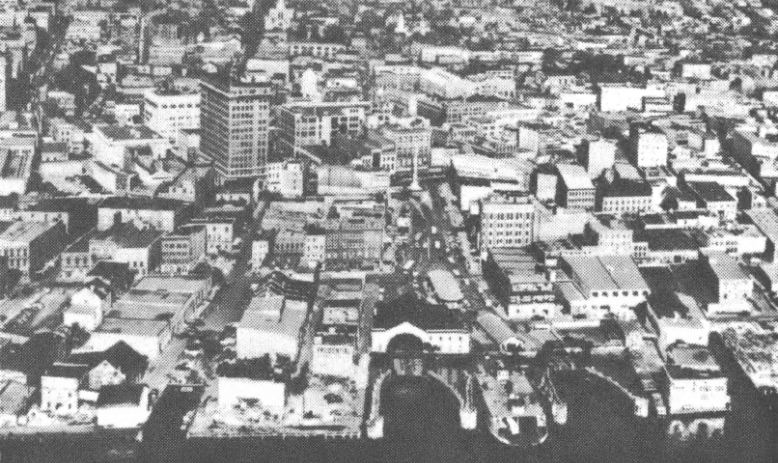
[393,180,488,317]
[144,200,269,390]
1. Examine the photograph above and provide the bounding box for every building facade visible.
[200,76,272,180]
[480,192,535,251]
[143,89,200,142]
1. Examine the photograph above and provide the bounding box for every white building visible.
[311,335,355,378]
[50,118,87,154]
[302,232,325,269]
[236,293,308,360]
[96,384,150,428]
[701,251,753,315]
[371,321,471,354]
[266,160,304,198]
[663,344,729,415]
[40,364,87,416]
[630,124,668,168]
[480,192,535,251]
[265,0,294,30]
[582,138,616,179]
[143,89,200,142]
[91,125,170,167]
[419,68,475,100]
[598,83,666,112]
[63,286,108,331]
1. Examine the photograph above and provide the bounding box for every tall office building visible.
[200,75,272,181]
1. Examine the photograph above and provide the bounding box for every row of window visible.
[590,290,649,298]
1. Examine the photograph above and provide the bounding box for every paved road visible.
[388,182,488,322]
[145,200,269,389]
[359,279,380,354]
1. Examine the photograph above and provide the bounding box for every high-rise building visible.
[200,75,272,180]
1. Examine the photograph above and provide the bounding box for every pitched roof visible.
[67,341,148,378]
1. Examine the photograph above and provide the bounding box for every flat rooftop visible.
[96,318,169,337]
[95,124,162,142]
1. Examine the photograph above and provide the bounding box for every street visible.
[144,200,269,390]
[392,181,487,317]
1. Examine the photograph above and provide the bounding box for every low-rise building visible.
[556,164,596,211]
[236,273,312,361]
[89,222,163,277]
[84,318,172,360]
[311,333,356,378]
[160,226,206,274]
[98,197,189,233]
[265,160,305,198]
[96,384,150,428]
[663,343,729,415]
[143,88,200,142]
[0,137,35,196]
[63,286,111,332]
[110,275,211,333]
[599,178,653,215]
[40,364,88,415]
[700,251,753,315]
[217,377,286,417]
[559,255,650,319]
[371,294,470,354]
[0,220,67,277]
[684,182,737,222]
[188,215,239,255]
[91,124,169,167]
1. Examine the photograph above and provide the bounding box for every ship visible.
[527,367,568,425]
[478,366,549,447]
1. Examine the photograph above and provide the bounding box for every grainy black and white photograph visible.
[0,0,776,462]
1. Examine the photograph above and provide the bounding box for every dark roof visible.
[373,293,465,331]
[636,229,699,251]
[640,266,689,318]
[0,195,17,209]
[603,178,652,198]
[258,271,315,302]
[685,181,735,203]
[100,196,186,211]
[44,363,89,379]
[87,261,136,284]
[92,222,163,249]
[66,341,148,378]
[96,383,146,407]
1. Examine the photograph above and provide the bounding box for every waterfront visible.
[0,364,776,463]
